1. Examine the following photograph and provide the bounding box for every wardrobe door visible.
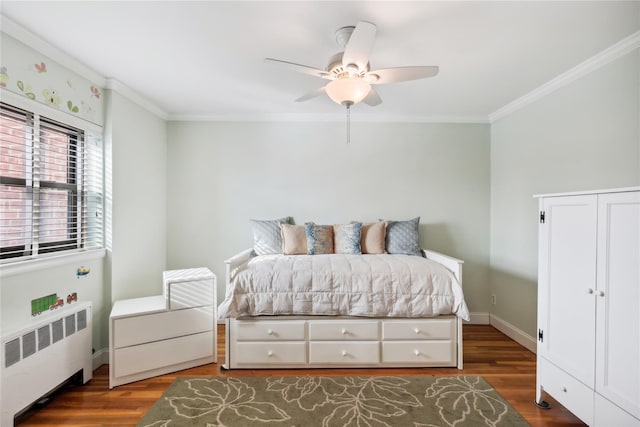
[538,195,597,388]
[595,191,640,420]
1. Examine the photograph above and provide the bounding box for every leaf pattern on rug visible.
[424,376,510,427]
[267,376,422,427]
[166,378,290,425]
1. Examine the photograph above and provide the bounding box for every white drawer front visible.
[114,307,213,348]
[309,320,379,340]
[382,318,455,340]
[538,357,593,425]
[234,342,306,365]
[309,342,379,364]
[235,320,305,341]
[113,331,213,378]
[382,341,455,365]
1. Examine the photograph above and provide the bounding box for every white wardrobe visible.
[535,187,639,426]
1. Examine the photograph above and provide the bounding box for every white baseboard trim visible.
[489,314,536,354]
[466,312,490,325]
[92,347,109,371]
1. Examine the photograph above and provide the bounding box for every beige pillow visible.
[361,221,387,254]
[280,223,307,255]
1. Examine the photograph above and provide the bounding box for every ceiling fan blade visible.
[367,66,439,84]
[362,87,382,106]
[295,86,327,102]
[342,21,376,72]
[265,58,331,79]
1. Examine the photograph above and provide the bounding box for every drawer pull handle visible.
[341,328,347,335]
[267,329,274,335]
[267,350,273,357]
[414,349,421,356]
[341,350,348,357]
[414,328,420,334]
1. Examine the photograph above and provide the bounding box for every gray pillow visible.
[383,216,422,256]
[250,217,292,255]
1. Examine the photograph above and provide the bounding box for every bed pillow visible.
[305,223,334,255]
[333,222,362,254]
[383,216,422,256]
[360,221,387,254]
[281,223,307,255]
[250,216,292,255]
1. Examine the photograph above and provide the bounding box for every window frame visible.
[0,97,104,263]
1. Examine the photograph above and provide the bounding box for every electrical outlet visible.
[491,294,497,305]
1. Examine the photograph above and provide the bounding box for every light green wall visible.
[166,121,491,314]
[105,90,168,305]
[489,50,640,337]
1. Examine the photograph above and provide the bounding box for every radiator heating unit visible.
[1,301,92,426]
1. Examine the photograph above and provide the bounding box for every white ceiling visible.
[1,1,638,122]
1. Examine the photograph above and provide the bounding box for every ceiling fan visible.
[265,21,439,109]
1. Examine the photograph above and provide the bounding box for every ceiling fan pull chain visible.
[347,105,350,144]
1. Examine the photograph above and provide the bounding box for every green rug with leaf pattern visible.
[137,375,530,427]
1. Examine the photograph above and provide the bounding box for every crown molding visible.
[1,14,106,87]
[104,79,169,120]
[167,112,489,124]
[489,30,640,123]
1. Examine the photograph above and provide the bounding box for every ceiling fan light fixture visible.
[325,77,371,106]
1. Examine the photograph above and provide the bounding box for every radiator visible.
[1,301,92,426]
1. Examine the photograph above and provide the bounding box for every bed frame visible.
[222,248,465,370]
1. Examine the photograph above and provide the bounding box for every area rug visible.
[137,375,530,427]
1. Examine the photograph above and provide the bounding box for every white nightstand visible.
[109,268,216,388]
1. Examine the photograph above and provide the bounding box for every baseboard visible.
[466,312,490,325]
[489,314,536,353]
[92,347,109,371]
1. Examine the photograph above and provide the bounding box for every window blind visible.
[0,102,104,260]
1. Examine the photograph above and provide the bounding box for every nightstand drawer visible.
[309,320,379,340]
[382,318,455,340]
[113,331,213,378]
[382,341,455,365]
[113,307,213,348]
[309,341,379,364]
[235,320,305,341]
[234,342,306,365]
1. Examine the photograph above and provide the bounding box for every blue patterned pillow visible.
[250,217,292,255]
[334,223,362,254]
[305,223,334,255]
[383,217,422,256]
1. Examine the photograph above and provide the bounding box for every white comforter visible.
[218,254,470,321]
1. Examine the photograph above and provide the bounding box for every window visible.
[0,102,103,261]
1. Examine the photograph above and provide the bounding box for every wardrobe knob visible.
[598,290,605,297]
[267,350,273,357]
[587,288,594,294]
[341,350,348,357]
[341,328,347,335]
[414,350,421,356]
[414,328,421,334]
[561,386,567,393]
[267,329,274,335]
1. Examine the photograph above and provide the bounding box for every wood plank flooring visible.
[15,324,585,426]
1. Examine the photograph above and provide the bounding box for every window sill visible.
[0,249,106,278]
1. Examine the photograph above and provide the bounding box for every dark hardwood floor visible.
[15,324,585,426]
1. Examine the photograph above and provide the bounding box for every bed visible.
[218,247,469,370]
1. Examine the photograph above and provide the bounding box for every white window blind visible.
[0,102,103,260]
